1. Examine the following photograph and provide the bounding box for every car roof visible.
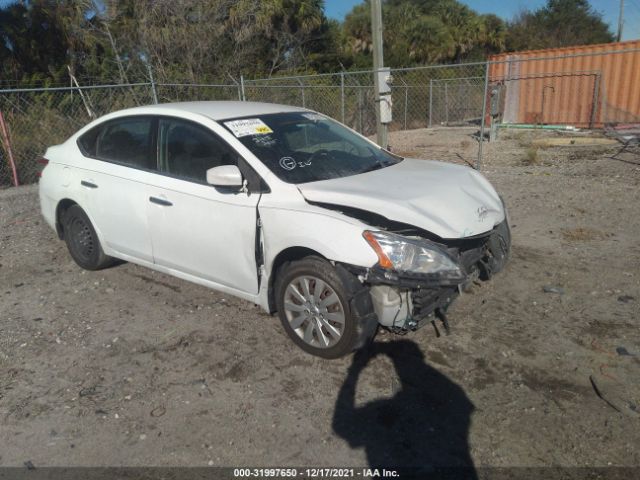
[118,101,309,121]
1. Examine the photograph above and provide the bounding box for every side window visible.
[159,118,237,184]
[94,118,154,170]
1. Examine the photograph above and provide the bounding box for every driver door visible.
[146,117,260,294]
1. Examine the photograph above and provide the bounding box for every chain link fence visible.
[242,63,486,136]
[488,70,603,128]
[156,83,241,103]
[488,46,640,129]
[241,64,486,167]
[427,76,485,127]
[0,83,156,185]
[1,48,639,187]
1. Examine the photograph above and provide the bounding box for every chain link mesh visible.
[0,84,155,186]
[243,65,485,165]
[1,51,638,187]
[156,84,241,103]
[243,64,487,136]
[488,71,601,127]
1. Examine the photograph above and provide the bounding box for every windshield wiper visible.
[359,163,385,174]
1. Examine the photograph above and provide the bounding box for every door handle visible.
[81,180,98,189]
[149,196,173,207]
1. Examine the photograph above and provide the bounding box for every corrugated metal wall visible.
[489,40,640,127]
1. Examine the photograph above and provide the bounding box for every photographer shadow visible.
[332,339,476,479]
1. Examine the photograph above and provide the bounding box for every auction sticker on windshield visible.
[224,118,273,137]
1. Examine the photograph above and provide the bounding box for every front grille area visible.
[411,286,458,321]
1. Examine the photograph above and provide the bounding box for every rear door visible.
[146,117,260,294]
[76,116,156,262]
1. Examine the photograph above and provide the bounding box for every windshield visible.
[221,112,402,184]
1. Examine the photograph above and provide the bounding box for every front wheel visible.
[275,256,378,359]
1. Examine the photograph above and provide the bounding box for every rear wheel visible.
[62,205,113,270]
[275,256,378,359]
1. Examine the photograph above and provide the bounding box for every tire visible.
[62,205,113,271]
[275,256,378,359]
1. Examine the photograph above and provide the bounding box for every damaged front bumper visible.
[346,219,511,333]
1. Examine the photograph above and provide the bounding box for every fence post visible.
[240,75,246,101]
[297,78,306,108]
[404,83,408,130]
[358,89,363,133]
[477,61,490,170]
[0,111,19,186]
[599,77,609,124]
[445,82,449,125]
[428,79,433,128]
[340,72,345,123]
[147,64,158,104]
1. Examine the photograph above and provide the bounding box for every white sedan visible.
[39,101,510,358]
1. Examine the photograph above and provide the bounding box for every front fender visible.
[260,205,378,274]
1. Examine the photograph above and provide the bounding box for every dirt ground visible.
[0,128,639,471]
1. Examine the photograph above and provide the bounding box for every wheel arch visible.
[55,198,79,239]
[266,246,326,313]
[55,198,104,247]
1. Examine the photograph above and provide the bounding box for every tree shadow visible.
[332,340,476,479]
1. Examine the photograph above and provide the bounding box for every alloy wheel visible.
[283,275,345,349]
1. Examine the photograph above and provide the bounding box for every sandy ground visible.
[0,128,639,471]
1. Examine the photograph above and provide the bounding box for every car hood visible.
[297,158,505,239]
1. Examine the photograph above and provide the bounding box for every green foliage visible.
[0,0,342,86]
[506,0,614,51]
[0,0,619,87]
[341,0,614,68]
[340,0,508,68]
[0,0,119,86]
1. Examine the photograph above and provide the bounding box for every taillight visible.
[37,157,49,177]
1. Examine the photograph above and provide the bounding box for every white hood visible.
[297,159,505,239]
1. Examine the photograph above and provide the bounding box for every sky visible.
[324,0,640,41]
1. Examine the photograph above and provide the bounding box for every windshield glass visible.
[221,112,402,184]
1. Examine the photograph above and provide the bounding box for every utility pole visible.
[371,0,387,148]
[617,0,624,42]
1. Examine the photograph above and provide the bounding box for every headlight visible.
[363,230,463,276]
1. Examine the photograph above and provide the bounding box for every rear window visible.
[77,127,99,157]
[77,117,155,170]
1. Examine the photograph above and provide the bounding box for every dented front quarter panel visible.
[259,200,378,269]
[256,186,378,310]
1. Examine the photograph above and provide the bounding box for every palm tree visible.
[433,0,483,62]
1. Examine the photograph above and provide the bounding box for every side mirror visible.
[206,165,243,188]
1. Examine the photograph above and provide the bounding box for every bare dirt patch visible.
[561,227,607,241]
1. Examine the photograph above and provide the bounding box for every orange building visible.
[488,40,640,128]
